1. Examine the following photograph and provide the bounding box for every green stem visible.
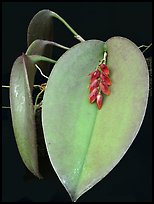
[26,39,69,55]
[51,11,85,42]
[28,55,56,64]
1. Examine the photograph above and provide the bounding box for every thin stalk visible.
[26,39,70,55]
[29,55,56,64]
[33,85,41,88]
[2,85,41,89]
[35,64,49,79]
[34,89,44,114]
[143,43,152,53]
[138,43,152,53]
[51,11,85,42]
[2,85,10,88]
[98,51,108,66]
[2,106,10,109]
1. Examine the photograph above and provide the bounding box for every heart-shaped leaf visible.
[10,54,41,178]
[27,10,54,75]
[42,37,149,201]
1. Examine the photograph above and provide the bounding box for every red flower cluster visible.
[88,63,112,110]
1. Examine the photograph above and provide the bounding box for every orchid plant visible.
[2,10,152,202]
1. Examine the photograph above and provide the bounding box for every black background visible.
[2,2,152,202]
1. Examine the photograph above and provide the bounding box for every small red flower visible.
[89,69,100,83]
[89,88,99,103]
[100,73,112,86]
[96,94,103,110]
[88,52,111,110]
[100,82,110,95]
[100,63,109,76]
[89,79,99,93]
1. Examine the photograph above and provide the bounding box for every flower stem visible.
[98,51,108,66]
[51,11,85,42]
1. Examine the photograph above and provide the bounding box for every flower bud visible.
[96,94,103,110]
[89,79,99,93]
[100,63,109,76]
[89,88,99,103]
[100,82,110,95]
[89,69,100,83]
[100,73,112,85]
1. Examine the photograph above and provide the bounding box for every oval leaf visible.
[27,10,54,75]
[10,54,41,178]
[42,38,149,201]
[27,10,53,47]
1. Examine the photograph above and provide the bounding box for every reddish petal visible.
[100,82,110,95]
[89,88,98,103]
[100,73,112,86]
[96,94,103,110]
[89,79,99,93]
[90,69,100,83]
[100,63,109,76]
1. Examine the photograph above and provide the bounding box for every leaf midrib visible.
[73,107,98,199]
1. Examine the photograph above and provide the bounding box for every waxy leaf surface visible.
[42,38,149,201]
[10,54,41,178]
[27,10,53,47]
[27,10,54,75]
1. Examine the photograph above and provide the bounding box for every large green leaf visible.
[42,37,149,201]
[27,10,54,75]
[10,54,41,178]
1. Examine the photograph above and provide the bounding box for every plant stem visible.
[51,11,85,42]
[102,51,108,64]
[26,39,70,55]
[98,51,108,66]
[29,55,56,64]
